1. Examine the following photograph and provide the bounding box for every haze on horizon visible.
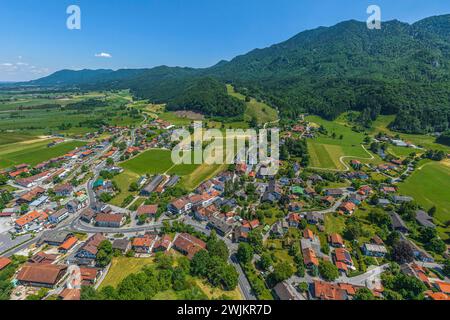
[1,0,450,82]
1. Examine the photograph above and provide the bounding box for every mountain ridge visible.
[12,14,450,133]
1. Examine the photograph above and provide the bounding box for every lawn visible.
[0,139,86,168]
[195,279,243,300]
[398,160,450,239]
[110,170,140,207]
[179,163,226,191]
[99,256,155,289]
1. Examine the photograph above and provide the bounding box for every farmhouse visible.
[137,204,158,219]
[75,233,107,263]
[16,263,67,288]
[132,235,156,254]
[95,213,125,228]
[15,210,48,232]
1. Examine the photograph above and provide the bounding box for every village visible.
[0,113,449,301]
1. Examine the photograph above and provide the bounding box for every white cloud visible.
[16,62,28,66]
[1,63,13,66]
[95,52,112,58]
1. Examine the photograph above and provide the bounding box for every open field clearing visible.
[110,170,141,207]
[99,256,242,300]
[227,84,278,125]
[306,115,377,170]
[0,139,86,168]
[99,256,155,289]
[398,160,450,240]
[371,115,450,152]
[0,133,38,146]
[0,91,142,136]
[119,149,198,176]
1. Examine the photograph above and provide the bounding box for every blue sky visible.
[1,0,449,81]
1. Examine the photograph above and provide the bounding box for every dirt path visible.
[309,144,374,172]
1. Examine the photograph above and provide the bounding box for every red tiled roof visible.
[435,281,450,294]
[17,263,67,285]
[303,228,314,240]
[59,236,78,251]
[329,233,344,245]
[173,233,206,259]
[59,288,80,300]
[137,205,158,216]
[303,248,319,266]
[313,280,347,300]
[0,257,12,270]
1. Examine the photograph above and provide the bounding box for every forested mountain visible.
[18,14,450,133]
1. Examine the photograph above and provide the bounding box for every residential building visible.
[362,243,388,257]
[16,263,67,288]
[173,233,207,259]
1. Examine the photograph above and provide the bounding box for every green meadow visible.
[226,84,278,125]
[0,139,86,168]
[398,160,450,239]
[306,115,375,170]
[371,115,450,152]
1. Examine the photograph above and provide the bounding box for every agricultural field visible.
[371,115,450,153]
[306,115,376,170]
[226,84,278,125]
[0,139,86,168]
[398,160,450,239]
[0,133,38,146]
[119,149,198,176]
[0,91,143,137]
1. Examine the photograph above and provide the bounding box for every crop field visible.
[0,133,38,146]
[398,160,450,239]
[0,139,86,168]
[0,91,142,136]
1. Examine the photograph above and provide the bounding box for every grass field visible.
[0,139,86,168]
[119,149,199,176]
[0,91,142,137]
[398,160,450,239]
[324,214,346,235]
[371,115,450,152]
[99,256,242,300]
[110,170,140,207]
[99,256,155,289]
[306,115,373,170]
[0,133,38,146]
[227,84,278,125]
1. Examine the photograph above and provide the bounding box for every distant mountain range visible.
[15,14,450,133]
